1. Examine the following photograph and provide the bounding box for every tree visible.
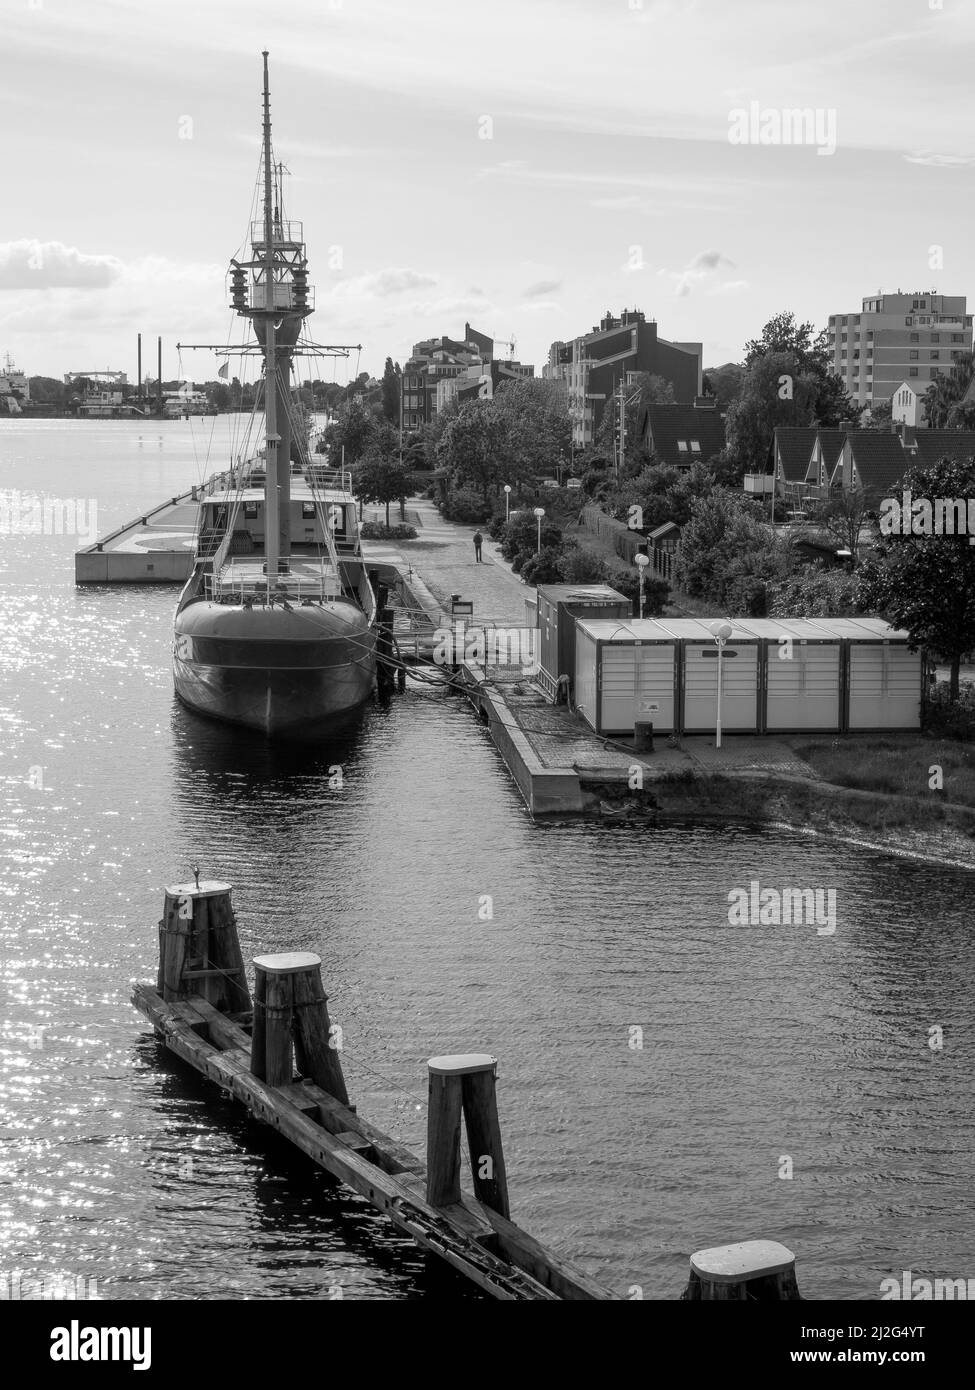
[354,441,413,526]
[702,363,746,411]
[436,400,514,503]
[27,376,67,406]
[856,454,975,700]
[861,397,892,430]
[807,486,872,565]
[924,352,974,429]
[206,381,232,412]
[675,489,793,607]
[381,356,400,424]
[492,378,572,480]
[744,311,825,372]
[326,394,379,468]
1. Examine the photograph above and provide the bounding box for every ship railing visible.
[304,465,353,492]
[202,573,344,605]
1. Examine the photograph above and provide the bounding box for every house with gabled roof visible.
[828,432,910,503]
[911,429,975,470]
[644,402,725,471]
[808,428,845,489]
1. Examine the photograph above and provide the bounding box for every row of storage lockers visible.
[572,617,923,736]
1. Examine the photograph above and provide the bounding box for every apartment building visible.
[827,291,972,412]
[400,322,495,431]
[543,309,702,449]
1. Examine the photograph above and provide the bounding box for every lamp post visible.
[504,483,512,522]
[533,506,545,555]
[635,551,650,619]
[709,620,733,749]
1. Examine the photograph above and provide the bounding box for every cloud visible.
[329,267,438,299]
[689,249,735,272]
[902,151,975,167]
[522,278,561,298]
[0,240,122,290]
[658,248,737,297]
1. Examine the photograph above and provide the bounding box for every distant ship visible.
[173,53,377,738]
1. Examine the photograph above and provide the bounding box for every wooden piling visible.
[291,959,350,1106]
[159,881,251,1013]
[462,1063,510,1219]
[249,952,349,1098]
[682,1240,800,1300]
[426,1054,505,1212]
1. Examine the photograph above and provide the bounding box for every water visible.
[1,419,974,1300]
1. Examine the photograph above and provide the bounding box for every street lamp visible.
[635,552,650,619]
[709,620,733,749]
[533,506,545,555]
[504,483,512,522]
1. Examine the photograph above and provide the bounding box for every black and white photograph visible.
[1,0,973,1358]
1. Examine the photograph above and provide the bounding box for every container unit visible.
[809,618,921,730]
[657,619,762,735]
[573,619,678,735]
[535,584,631,702]
[736,619,844,733]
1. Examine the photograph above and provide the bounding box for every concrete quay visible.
[373,499,820,816]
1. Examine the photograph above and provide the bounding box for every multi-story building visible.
[435,358,535,413]
[827,291,973,412]
[543,309,702,449]
[400,322,496,431]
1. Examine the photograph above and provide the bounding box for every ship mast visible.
[260,50,281,583]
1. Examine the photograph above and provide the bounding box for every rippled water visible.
[1,419,974,1300]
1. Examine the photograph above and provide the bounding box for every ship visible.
[173,53,378,738]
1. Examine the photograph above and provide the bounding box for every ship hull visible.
[173,600,377,739]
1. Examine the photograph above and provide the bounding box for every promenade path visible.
[362,496,529,629]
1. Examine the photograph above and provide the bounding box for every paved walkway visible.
[363,496,529,628]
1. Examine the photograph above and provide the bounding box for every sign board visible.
[640,701,660,713]
[451,599,474,617]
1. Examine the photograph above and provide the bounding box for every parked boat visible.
[173,54,377,738]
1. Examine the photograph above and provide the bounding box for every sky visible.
[2,0,975,385]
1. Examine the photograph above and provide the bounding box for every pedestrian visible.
[473,530,483,563]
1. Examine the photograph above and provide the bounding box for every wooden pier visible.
[133,878,616,1300]
[133,877,803,1301]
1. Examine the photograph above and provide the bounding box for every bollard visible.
[633,720,654,753]
[682,1240,800,1301]
[426,1054,508,1216]
[158,880,251,1013]
[250,952,350,1102]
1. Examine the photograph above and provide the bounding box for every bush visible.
[521,545,564,586]
[605,564,670,617]
[499,513,563,562]
[922,682,975,739]
[359,521,418,541]
[440,486,492,524]
[768,566,862,618]
[558,543,608,584]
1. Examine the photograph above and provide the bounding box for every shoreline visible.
[584,770,975,871]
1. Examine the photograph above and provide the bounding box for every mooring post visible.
[291,958,350,1106]
[159,880,251,1013]
[682,1240,800,1301]
[250,952,344,1093]
[250,953,313,1085]
[461,1061,510,1219]
[426,1053,505,1212]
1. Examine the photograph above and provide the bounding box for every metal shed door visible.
[765,644,841,731]
[682,645,759,732]
[848,645,921,728]
[600,644,675,734]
